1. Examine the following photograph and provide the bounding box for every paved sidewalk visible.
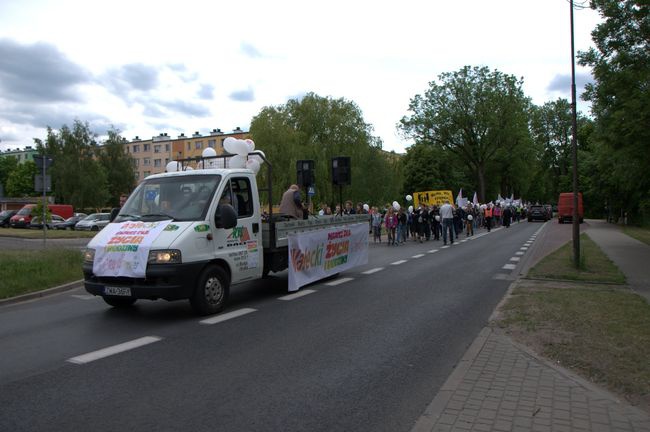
[412,219,650,431]
[585,219,650,303]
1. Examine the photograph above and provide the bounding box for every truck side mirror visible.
[215,204,237,229]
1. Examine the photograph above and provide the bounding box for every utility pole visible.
[570,0,580,267]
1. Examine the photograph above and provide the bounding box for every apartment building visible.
[125,127,249,181]
[0,146,38,164]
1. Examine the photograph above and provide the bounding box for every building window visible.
[144,171,150,177]
[154,145,161,153]
[134,171,139,179]
[195,141,203,150]
[187,142,191,150]
[165,158,170,164]
[165,144,170,152]
[208,139,216,148]
[220,138,226,149]
[154,159,161,167]
[133,145,140,153]
[143,158,151,166]
[143,144,151,152]
[133,159,139,167]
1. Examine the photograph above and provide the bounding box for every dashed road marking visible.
[427,249,439,254]
[325,277,354,286]
[520,247,528,250]
[412,254,425,259]
[515,251,525,256]
[67,336,162,365]
[510,257,521,262]
[200,308,257,325]
[391,260,408,266]
[279,289,317,300]
[362,267,384,275]
[441,246,450,249]
[502,264,517,270]
[493,274,510,280]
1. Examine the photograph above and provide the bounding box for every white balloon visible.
[406,195,413,202]
[245,139,255,152]
[467,215,474,221]
[166,161,180,172]
[245,158,261,174]
[202,147,217,158]
[234,139,249,156]
[229,154,246,168]
[223,137,238,154]
[393,203,401,211]
[392,201,398,207]
[408,205,414,213]
[435,215,441,222]
[249,150,266,165]
[363,203,369,211]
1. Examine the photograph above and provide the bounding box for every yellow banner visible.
[413,190,454,207]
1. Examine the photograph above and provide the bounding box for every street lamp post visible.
[570,0,580,267]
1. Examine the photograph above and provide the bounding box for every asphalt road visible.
[0,220,545,432]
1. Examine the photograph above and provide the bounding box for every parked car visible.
[75,213,111,231]
[9,204,73,228]
[527,205,549,222]
[29,214,66,229]
[0,210,17,227]
[54,214,88,230]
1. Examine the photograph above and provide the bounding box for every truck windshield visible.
[115,174,221,222]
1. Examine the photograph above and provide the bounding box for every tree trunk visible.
[477,165,486,203]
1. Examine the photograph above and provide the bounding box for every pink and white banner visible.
[93,220,172,278]
[288,223,369,292]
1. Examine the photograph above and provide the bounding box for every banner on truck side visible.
[288,223,369,292]
[93,220,172,278]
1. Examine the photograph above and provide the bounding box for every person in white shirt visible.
[439,200,455,245]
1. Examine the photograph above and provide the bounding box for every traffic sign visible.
[34,175,52,192]
[308,186,315,196]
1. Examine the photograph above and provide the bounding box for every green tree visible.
[250,93,402,208]
[0,156,18,195]
[33,198,52,223]
[5,161,38,197]
[400,66,532,202]
[97,128,136,207]
[35,120,109,209]
[579,0,650,223]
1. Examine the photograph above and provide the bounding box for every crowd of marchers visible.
[316,199,529,246]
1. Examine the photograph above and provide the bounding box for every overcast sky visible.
[0,0,601,154]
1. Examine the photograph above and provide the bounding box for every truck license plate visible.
[104,286,132,296]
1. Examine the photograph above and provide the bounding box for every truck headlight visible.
[83,248,95,263]
[148,249,182,264]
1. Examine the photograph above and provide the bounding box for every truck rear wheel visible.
[190,265,229,315]
[102,296,137,308]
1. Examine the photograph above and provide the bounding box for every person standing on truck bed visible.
[279,184,304,219]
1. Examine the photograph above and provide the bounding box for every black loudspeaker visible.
[331,157,351,186]
[296,160,315,187]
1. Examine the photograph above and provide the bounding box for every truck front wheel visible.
[191,265,229,315]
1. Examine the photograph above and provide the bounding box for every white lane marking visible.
[412,254,425,259]
[502,264,517,270]
[510,257,521,262]
[460,239,468,243]
[68,336,162,365]
[520,247,528,250]
[515,251,525,256]
[391,260,408,266]
[325,277,354,286]
[200,308,257,325]
[441,246,450,249]
[493,274,510,280]
[362,267,384,275]
[71,294,95,300]
[524,242,532,246]
[427,249,439,254]
[279,289,317,300]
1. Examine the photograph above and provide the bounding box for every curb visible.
[0,279,84,307]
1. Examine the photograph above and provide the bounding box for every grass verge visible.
[623,225,650,246]
[0,249,84,299]
[497,232,649,410]
[527,233,625,284]
[0,228,96,239]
